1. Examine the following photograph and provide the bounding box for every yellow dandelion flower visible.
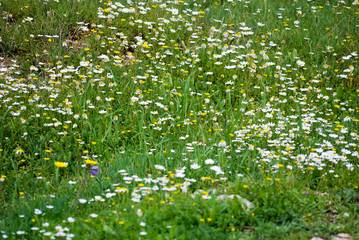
[55,162,68,168]
[84,160,97,165]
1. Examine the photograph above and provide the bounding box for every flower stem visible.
[70,169,89,209]
[0,183,8,213]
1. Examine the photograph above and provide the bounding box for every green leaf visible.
[103,225,116,235]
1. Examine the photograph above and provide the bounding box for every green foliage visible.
[0,0,359,239]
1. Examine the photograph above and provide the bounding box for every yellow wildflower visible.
[85,160,97,165]
[55,162,68,168]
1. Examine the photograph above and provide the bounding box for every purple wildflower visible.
[91,166,100,176]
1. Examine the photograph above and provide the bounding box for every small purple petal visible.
[91,166,100,176]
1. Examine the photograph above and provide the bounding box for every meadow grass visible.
[0,0,359,239]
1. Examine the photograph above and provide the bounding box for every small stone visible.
[337,233,352,238]
[310,237,325,240]
[332,233,353,240]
